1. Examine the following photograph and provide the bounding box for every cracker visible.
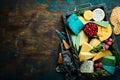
[114,25,120,35]
[110,6,120,35]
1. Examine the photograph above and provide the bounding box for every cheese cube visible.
[67,14,84,35]
[102,56,116,67]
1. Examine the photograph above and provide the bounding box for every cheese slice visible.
[79,52,97,62]
[80,42,93,52]
[93,21,109,28]
[92,52,104,61]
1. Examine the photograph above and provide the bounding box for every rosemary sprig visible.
[90,43,104,53]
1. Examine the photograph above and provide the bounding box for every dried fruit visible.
[83,22,98,37]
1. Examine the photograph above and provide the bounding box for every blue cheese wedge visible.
[80,60,94,73]
[93,8,105,21]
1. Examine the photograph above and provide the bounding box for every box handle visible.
[74,3,93,11]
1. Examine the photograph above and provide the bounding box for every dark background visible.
[0,0,120,80]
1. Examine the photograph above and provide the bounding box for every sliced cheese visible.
[92,52,104,61]
[80,42,93,52]
[79,30,89,46]
[79,52,97,62]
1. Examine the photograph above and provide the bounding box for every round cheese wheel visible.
[93,8,105,21]
[84,10,93,21]
[97,24,112,41]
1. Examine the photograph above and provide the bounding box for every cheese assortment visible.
[56,4,119,80]
[66,7,117,76]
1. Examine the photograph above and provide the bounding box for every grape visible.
[98,62,102,68]
[106,41,112,46]
[94,63,99,68]
[104,44,109,50]
[96,59,102,63]
[108,38,113,42]
[104,39,109,44]
[96,68,101,71]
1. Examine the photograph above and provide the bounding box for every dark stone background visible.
[0,0,120,80]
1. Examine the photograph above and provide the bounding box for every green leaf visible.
[76,10,85,16]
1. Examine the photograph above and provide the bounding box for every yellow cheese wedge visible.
[80,42,93,52]
[101,50,113,56]
[79,52,97,62]
[97,24,112,41]
[92,52,104,61]
[89,38,101,47]
[79,30,89,46]
[84,10,93,21]
[78,16,90,24]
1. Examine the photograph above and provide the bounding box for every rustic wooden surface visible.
[0,0,120,80]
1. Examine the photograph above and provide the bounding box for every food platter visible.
[56,3,120,80]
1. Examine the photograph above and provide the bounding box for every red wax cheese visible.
[83,22,98,37]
